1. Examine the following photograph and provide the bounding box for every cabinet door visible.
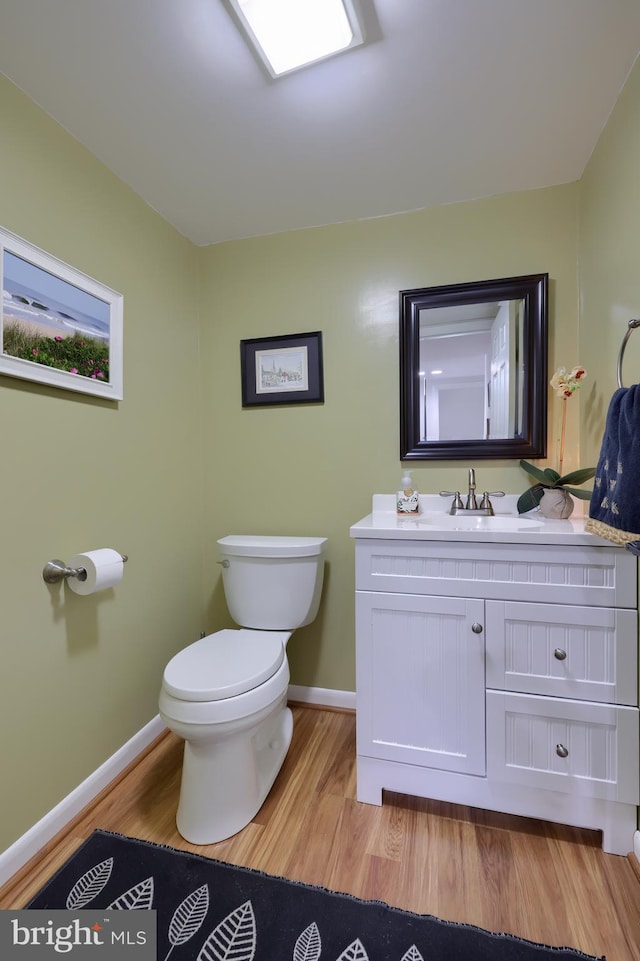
[356,591,486,775]
[485,600,638,705]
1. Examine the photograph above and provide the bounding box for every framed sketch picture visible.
[0,226,123,400]
[240,331,324,407]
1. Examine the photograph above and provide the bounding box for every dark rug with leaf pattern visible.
[28,830,604,960]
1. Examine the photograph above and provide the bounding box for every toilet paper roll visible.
[67,548,124,595]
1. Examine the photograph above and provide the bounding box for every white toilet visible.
[159,534,327,845]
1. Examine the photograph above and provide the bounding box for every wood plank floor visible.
[2,706,640,959]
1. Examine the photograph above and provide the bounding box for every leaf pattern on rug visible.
[107,876,155,910]
[293,922,322,961]
[336,938,369,961]
[59,851,429,961]
[65,857,114,909]
[196,899,256,961]
[163,884,210,961]
[400,947,424,961]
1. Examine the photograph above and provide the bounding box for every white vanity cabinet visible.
[353,531,639,855]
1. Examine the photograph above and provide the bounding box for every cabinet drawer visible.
[487,691,639,803]
[355,540,636,607]
[486,601,638,705]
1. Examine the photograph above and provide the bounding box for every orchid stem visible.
[559,397,567,476]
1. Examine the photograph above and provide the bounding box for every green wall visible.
[579,57,640,464]
[199,187,580,693]
[3,51,639,853]
[0,75,206,851]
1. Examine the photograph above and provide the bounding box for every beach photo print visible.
[0,226,123,400]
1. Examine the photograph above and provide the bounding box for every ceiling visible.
[1,0,639,247]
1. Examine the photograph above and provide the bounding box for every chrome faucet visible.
[440,468,505,516]
[466,467,478,510]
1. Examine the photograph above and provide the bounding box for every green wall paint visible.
[2,53,639,853]
[198,188,580,695]
[579,57,640,466]
[0,76,206,850]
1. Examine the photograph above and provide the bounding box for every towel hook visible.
[616,318,640,388]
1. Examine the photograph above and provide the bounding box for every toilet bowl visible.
[159,535,326,845]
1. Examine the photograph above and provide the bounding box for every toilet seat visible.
[163,629,289,702]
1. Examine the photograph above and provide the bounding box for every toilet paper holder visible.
[42,553,128,584]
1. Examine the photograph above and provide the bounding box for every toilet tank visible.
[217,535,327,631]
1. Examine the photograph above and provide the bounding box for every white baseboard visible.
[0,689,353,888]
[0,715,166,888]
[634,831,640,862]
[288,684,355,711]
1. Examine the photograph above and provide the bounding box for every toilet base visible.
[175,697,293,844]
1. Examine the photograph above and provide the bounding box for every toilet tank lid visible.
[217,535,327,558]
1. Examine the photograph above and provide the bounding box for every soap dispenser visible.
[396,469,419,515]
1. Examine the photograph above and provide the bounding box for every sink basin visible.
[351,495,595,546]
[418,512,545,532]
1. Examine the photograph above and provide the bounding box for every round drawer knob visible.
[556,743,569,758]
[471,622,483,634]
[554,648,567,661]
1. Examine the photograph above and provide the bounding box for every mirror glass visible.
[400,274,548,460]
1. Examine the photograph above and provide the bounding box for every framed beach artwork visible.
[0,226,123,400]
[240,331,324,407]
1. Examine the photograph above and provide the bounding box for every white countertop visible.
[350,494,618,547]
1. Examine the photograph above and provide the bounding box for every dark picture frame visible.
[240,331,324,407]
[399,273,548,460]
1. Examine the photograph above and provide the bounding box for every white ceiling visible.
[1,0,639,247]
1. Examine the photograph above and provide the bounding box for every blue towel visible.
[586,384,640,543]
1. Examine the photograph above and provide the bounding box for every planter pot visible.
[539,488,574,519]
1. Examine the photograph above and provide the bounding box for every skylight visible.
[227,0,365,77]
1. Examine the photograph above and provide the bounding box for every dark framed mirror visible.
[400,273,548,460]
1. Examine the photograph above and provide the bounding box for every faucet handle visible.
[479,491,505,511]
[440,491,464,510]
